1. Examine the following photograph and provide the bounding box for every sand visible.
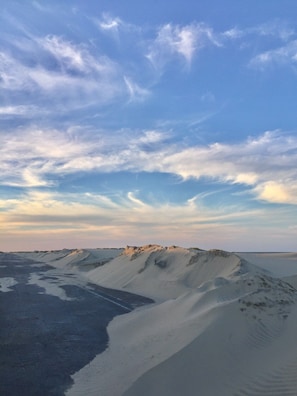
[16,248,123,271]
[16,245,297,395]
[0,277,18,292]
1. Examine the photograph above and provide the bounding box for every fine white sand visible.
[0,277,18,292]
[59,245,297,396]
[28,272,74,301]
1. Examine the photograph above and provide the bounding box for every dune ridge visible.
[49,245,297,396]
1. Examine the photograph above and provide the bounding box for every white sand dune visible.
[16,248,122,271]
[61,245,297,396]
[85,245,250,301]
[15,245,297,395]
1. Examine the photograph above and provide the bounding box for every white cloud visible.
[253,20,295,41]
[137,130,166,144]
[124,76,151,102]
[223,20,295,42]
[39,35,88,72]
[254,181,297,204]
[1,125,297,205]
[96,13,122,32]
[250,39,297,68]
[0,127,92,187]
[0,52,26,90]
[222,27,244,40]
[0,105,38,116]
[147,23,220,69]
[0,35,134,108]
[94,13,141,36]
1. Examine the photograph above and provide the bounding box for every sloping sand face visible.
[63,246,297,396]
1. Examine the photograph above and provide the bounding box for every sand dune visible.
[62,246,297,396]
[85,245,251,301]
[16,245,297,395]
[16,248,122,271]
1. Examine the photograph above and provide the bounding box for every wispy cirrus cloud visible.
[0,127,92,187]
[93,12,142,37]
[147,22,220,69]
[1,126,297,204]
[0,38,123,94]
[95,13,123,33]
[249,39,297,69]
[159,131,297,203]
[38,35,92,73]
[124,76,151,102]
[223,20,295,42]
[222,20,297,70]
[253,20,295,41]
[0,105,39,116]
[0,33,148,112]
[145,19,295,73]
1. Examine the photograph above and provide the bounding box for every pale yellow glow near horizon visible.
[0,190,296,252]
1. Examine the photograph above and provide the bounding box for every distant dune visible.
[16,247,123,271]
[17,245,297,396]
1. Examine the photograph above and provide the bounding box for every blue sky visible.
[1,0,297,251]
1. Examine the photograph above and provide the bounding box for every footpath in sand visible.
[18,246,297,396]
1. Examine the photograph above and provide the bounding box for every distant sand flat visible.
[17,246,297,396]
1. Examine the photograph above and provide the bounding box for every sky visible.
[1,0,297,252]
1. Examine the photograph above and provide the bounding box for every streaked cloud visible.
[99,17,120,31]
[95,13,123,32]
[160,131,297,204]
[222,27,244,40]
[250,39,297,69]
[252,20,295,41]
[124,76,151,102]
[0,105,39,116]
[0,34,134,110]
[147,23,220,69]
[39,35,90,73]
[0,127,91,187]
[1,126,296,204]
[223,20,295,42]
